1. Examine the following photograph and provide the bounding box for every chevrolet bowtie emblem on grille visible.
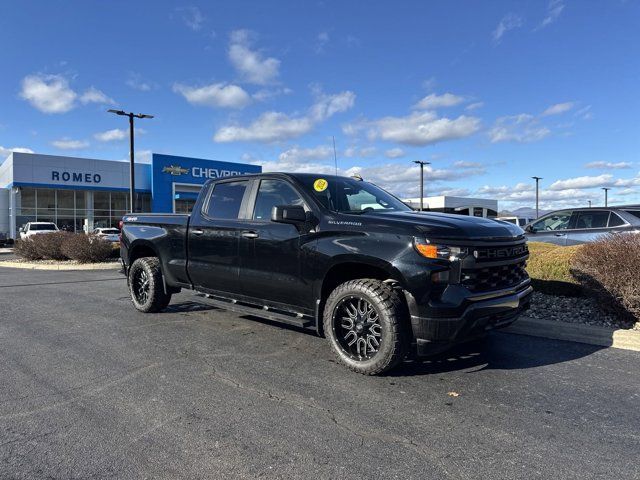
[162,165,189,176]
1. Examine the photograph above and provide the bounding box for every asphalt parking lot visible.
[1,267,639,479]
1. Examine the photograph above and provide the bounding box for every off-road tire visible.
[129,257,172,313]
[323,279,409,375]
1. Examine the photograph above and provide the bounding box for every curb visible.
[0,260,121,271]
[505,316,640,352]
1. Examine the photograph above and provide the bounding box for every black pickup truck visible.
[120,173,531,374]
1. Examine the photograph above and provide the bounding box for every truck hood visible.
[358,210,524,240]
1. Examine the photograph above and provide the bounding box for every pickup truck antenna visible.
[332,136,338,177]
[331,136,339,213]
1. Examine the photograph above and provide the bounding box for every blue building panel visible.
[151,153,261,213]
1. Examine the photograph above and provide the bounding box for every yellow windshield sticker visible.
[313,178,328,192]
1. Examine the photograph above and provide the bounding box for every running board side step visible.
[195,293,314,329]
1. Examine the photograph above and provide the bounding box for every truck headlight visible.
[414,238,466,261]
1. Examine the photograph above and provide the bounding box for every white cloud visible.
[585,161,633,170]
[20,74,77,113]
[492,13,523,43]
[228,29,280,85]
[252,87,293,102]
[465,102,484,111]
[214,89,355,143]
[316,31,330,53]
[0,146,34,159]
[20,74,114,113]
[614,174,640,188]
[215,112,314,143]
[574,105,593,120]
[178,6,205,31]
[422,77,437,91]
[541,102,574,116]
[344,146,376,158]
[94,128,127,142]
[309,90,356,122]
[453,160,483,169]
[385,148,405,159]
[537,0,565,30]
[350,111,480,146]
[79,86,115,105]
[173,82,251,109]
[51,138,89,150]
[413,92,464,110]
[278,145,333,164]
[548,174,614,191]
[489,113,550,143]
[126,73,153,92]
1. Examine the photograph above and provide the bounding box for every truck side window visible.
[252,179,304,220]
[205,181,248,219]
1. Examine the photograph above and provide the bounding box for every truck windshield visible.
[30,224,57,231]
[298,177,411,214]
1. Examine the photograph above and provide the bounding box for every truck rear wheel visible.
[323,279,408,375]
[129,257,172,313]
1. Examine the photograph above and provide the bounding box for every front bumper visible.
[405,281,533,356]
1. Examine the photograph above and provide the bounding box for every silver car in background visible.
[525,207,640,245]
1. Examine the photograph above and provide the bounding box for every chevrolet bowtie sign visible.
[162,165,189,176]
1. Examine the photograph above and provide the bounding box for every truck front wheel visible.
[129,257,172,313]
[323,279,409,375]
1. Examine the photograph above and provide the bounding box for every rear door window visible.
[204,181,248,220]
[574,211,609,229]
[624,210,640,220]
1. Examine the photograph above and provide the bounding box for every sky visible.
[1,0,639,211]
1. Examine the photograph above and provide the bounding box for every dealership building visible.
[0,152,261,239]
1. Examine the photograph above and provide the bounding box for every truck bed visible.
[121,213,191,287]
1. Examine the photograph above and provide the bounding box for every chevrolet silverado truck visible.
[120,173,531,375]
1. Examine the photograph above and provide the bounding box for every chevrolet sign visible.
[162,165,189,176]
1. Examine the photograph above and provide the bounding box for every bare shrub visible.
[33,231,71,260]
[61,234,113,263]
[14,232,71,260]
[14,238,43,260]
[572,234,640,321]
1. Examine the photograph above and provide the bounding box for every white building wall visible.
[0,188,8,236]
[0,152,13,238]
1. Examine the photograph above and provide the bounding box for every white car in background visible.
[495,216,534,228]
[19,222,59,239]
[93,228,120,242]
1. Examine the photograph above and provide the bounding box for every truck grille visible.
[461,260,528,293]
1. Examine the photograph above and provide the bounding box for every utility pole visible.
[108,109,154,212]
[532,176,543,219]
[602,187,610,207]
[588,200,592,208]
[413,160,430,211]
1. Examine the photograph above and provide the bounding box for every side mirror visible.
[271,205,307,224]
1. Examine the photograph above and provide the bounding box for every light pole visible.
[588,200,592,208]
[108,109,154,212]
[413,160,430,211]
[602,187,610,207]
[532,176,542,219]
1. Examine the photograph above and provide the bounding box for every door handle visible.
[241,230,259,239]
[192,229,204,236]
